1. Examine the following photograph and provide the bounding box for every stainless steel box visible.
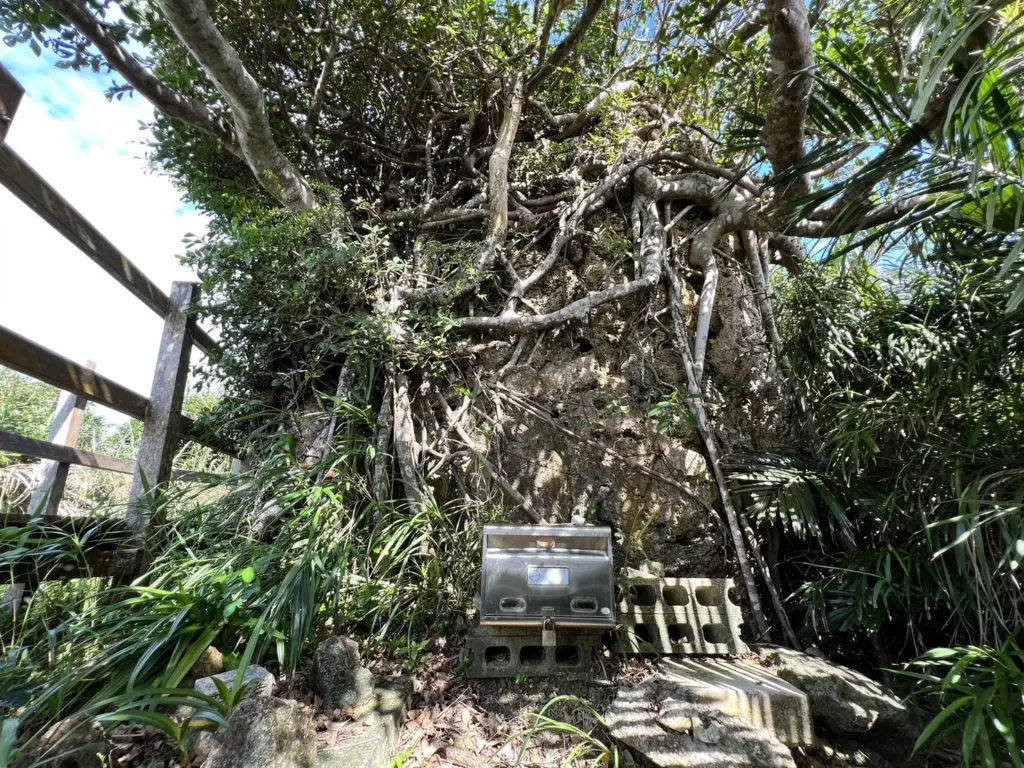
[479,524,616,629]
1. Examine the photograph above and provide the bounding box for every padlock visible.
[542,617,556,647]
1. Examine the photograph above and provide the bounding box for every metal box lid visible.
[479,524,616,628]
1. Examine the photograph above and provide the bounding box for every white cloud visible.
[0,46,213,424]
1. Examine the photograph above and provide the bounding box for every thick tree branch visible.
[763,0,814,206]
[487,73,526,247]
[40,0,241,157]
[526,0,606,93]
[459,195,664,333]
[689,217,731,383]
[155,0,316,211]
[553,80,639,139]
[789,194,936,237]
[707,9,767,68]
[402,73,525,306]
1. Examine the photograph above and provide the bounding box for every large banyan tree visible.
[3,0,1022,647]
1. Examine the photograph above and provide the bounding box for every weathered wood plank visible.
[29,361,94,516]
[1,511,132,535]
[0,145,218,355]
[0,431,229,485]
[0,551,139,584]
[127,282,194,539]
[0,431,136,474]
[0,326,149,421]
[0,63,23,145]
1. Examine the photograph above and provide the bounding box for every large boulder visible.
[314,637,376,714]
[204,697,316,768]
[604,678,796,768]
[755,646,921,763]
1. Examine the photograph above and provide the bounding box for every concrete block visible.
[613,576,747,655]
[658,658,814,746]
[464,624,601,678]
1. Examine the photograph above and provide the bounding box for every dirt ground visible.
[389,648,656,767]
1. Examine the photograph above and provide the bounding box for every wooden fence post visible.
[126,282,196,547]
[4,362,95,616]
[29,361,95,516]
[0,62,23,145]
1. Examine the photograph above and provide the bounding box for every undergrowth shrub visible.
[728,244,1024,762]
[1,393,486,763]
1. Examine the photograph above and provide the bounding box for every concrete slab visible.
[658,658,813,746]
[605,678,796,768]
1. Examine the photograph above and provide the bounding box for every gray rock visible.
[314,676,413,768]
[205,697,316,768]
[604,678,796,768]
[16,718,110,768]
[194,665,275,703]
[314,636,376,713]
[755,646,920,763]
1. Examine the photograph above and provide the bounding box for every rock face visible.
[204,697,316,768]
[314,636,376,714]
[605,677,796,768]
[755,646,921,763]
[195,665,276,703]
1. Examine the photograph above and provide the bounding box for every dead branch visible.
[437,393,540,522]
[664,255,799,647]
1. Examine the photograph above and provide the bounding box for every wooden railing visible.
[0,62,231,586]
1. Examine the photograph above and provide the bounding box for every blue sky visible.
[0,43,211,423]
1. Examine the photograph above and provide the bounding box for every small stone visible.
[656,713,694,733]
[692,717,726,744]
[191,646,225,679]
[639,560,666,577]
[194,665,275,704]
